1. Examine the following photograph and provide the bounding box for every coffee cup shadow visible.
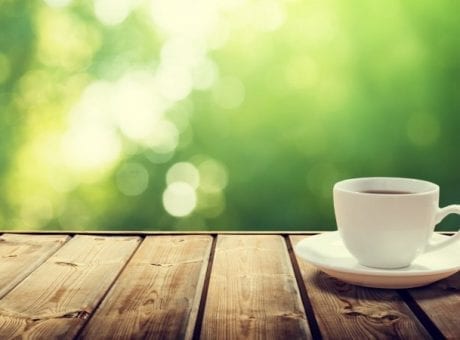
[308,268,460,299]
[309,270,400,301]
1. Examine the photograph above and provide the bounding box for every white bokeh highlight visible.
[162,181,197,217]
[166,162,200,189]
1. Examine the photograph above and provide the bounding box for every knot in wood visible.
[343,305,401,324]
[55,261,79,267]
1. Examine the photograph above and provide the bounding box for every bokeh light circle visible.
[116,162,149,196]
[162,182,197,217]
[198,159,228,193]
[166,162,200,189]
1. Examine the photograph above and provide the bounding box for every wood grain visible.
[201,235,311,340]
[290,235,431,340]
[407,271,460,339]
[0,235,140,339]
[0,230,326,235]
[79,235,213,340]
[0,233,69,298]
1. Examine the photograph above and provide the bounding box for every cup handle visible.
[425,205,460,252]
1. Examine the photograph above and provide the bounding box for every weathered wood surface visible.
[0,232,457,340]
[201,235,311,339]
[0,234,69,298]
[0,235,140,339]
[80,235,212,340]
[408,271,460,339]
[290,235,431,340]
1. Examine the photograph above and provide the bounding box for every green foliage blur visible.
[0,0,459,231]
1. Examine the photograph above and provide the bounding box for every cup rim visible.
[333,177,439,196]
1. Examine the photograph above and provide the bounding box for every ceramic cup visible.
[333,177,460,269]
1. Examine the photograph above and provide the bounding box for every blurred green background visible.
[0,0,459,231]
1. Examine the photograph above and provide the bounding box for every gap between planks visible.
[396,290,445,339]
[0,235,142,338]
[284,235,322,340]
[200,234,312,339]
[192,235,217,340]
[77,234,215,339]
[289,235,431,339]
[74,235,145,339]
[285,235,450,339]
[0,233,71,299]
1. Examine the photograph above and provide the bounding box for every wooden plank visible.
[79,235,213,340]
[290,235,431,339]
[201,235,311,340]
[0,230,327,235]
[0,235,141,339]
[0,234,69,298]
[407,271,460,339]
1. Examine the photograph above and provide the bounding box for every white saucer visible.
[294,232,460,289]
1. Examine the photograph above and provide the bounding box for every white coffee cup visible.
[333,177,460,269]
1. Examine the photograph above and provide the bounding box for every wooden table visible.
[0,232,458,339]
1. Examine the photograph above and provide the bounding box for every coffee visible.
[360,190,413,195]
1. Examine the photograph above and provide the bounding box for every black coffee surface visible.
[360,190,414,195]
